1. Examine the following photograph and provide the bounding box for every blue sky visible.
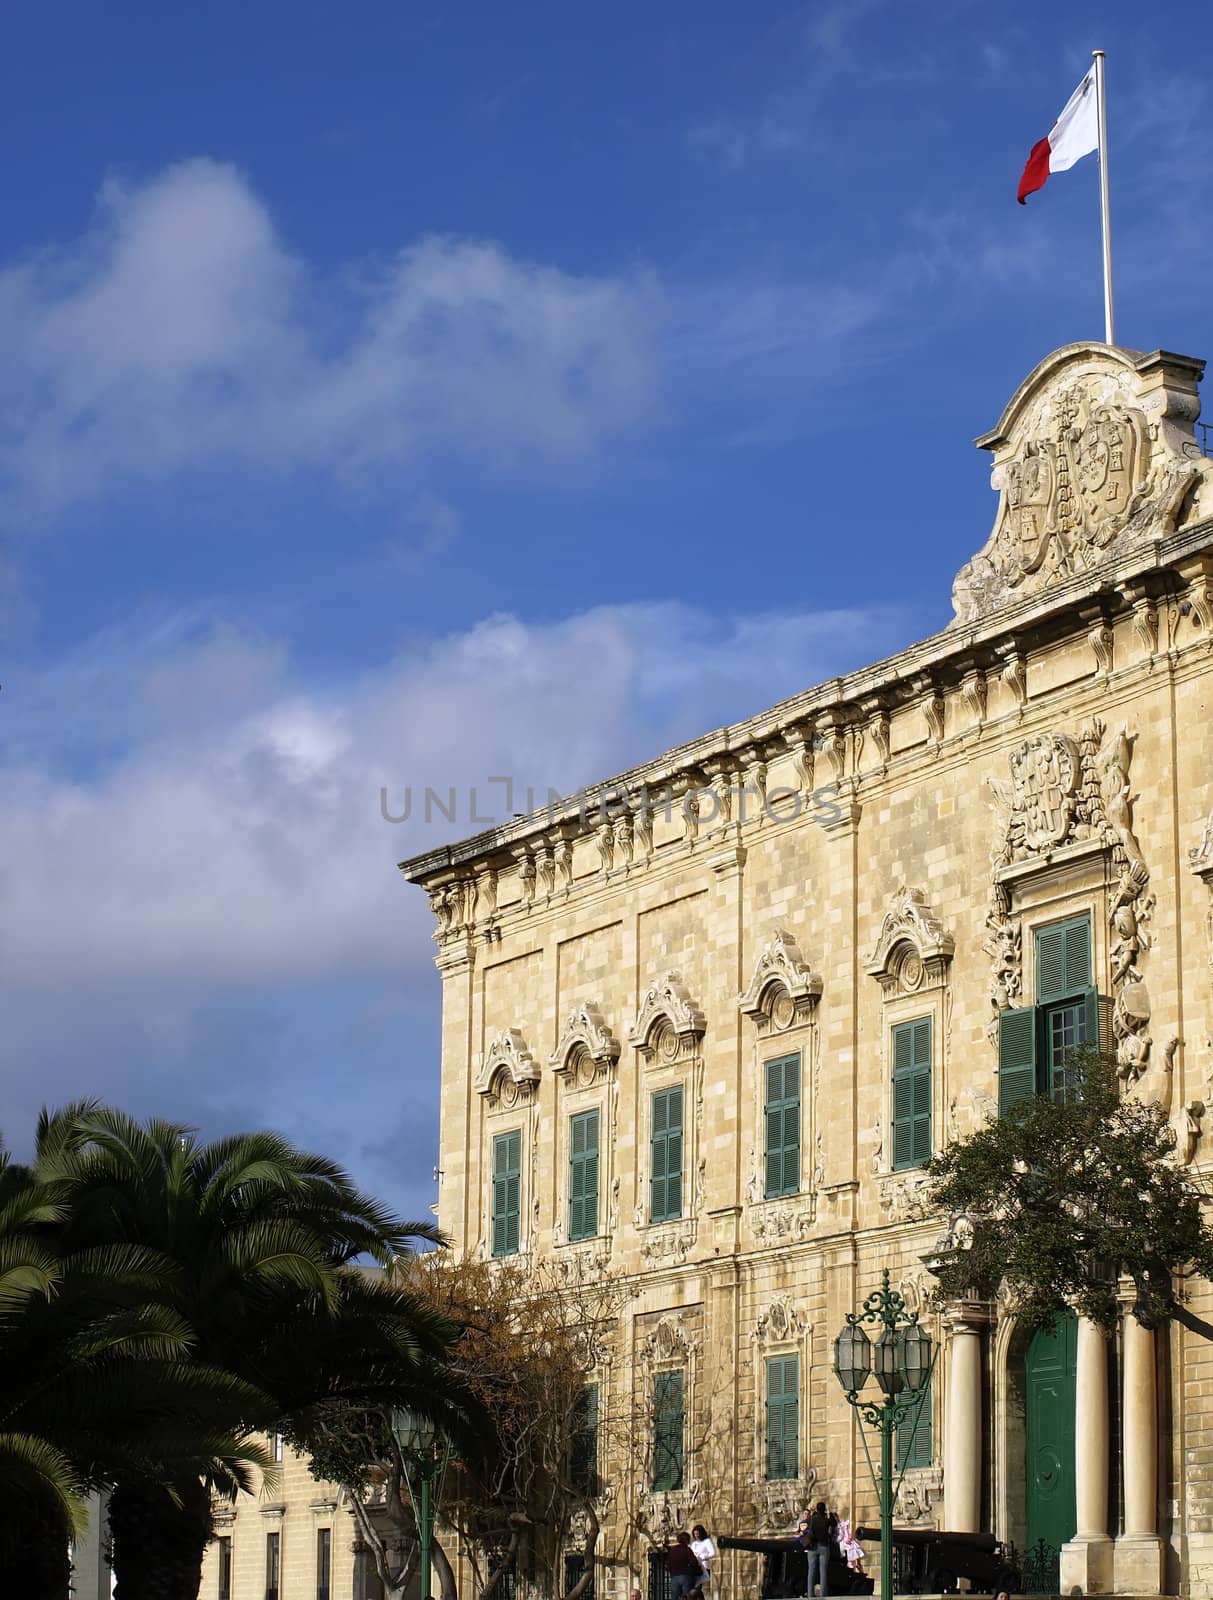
[2,0,1211,1220]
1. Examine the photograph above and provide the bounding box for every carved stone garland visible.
[984,719,1155,1077]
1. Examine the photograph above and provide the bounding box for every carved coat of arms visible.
[1008,733,1080,852]
[952,345,1210,625]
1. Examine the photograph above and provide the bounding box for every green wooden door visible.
[1025,1313,1077,1558]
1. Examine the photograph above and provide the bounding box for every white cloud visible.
[0,598,916,992]
[0,160,664,517]
[0,159,920,523]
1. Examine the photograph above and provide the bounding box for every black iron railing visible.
[1020,1537,1060,1594]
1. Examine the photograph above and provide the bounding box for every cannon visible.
[716,1534,874,1597]
[716,1528,1019,1598]
[853,1525,1019,1595]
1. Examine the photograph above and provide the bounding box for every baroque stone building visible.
[200,342,1213,1600]
[399,344,1213,1600]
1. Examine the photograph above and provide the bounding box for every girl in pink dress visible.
[836,1518,865,1576]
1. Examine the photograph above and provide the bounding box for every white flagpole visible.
[1093,48,1115,344]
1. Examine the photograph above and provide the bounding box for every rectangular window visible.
[571,1382,599,1496]
[565,1555,596,1600]
[892,1018,932,1170]
[652,1369,685,1491]
[271,1431,284,1463]
[765,1353,799,1480]
[218,1537,232,1600]
[569,1109,600,1242]
[649,1087,684,1224]
[265,1531,281,1600]
[764,1053,800,1198]
[1000,915,1099,1113]
[896,1374,933,1469]
[317,1527,331,1600]
[492,1129,522,1257]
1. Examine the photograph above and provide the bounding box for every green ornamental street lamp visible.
[833,1271,935,1600]
[390,1408,454,1600]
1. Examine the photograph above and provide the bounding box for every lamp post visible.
[390,1408,453,1600]
[833,1270,934,1600]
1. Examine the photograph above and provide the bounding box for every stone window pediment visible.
[866,888,955,1000]
[739,931,822,1031]
[476,1028,540,1102]
[629,973,705,1062]
[550,1002,621,1082]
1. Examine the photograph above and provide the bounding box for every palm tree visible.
[38,1104,479,1600]
[0,1143,273,1600]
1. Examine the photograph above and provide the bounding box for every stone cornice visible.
[400,520,1213,888]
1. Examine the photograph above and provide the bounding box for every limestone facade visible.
[203,343,1213,1600]
[400,345,1213,1600]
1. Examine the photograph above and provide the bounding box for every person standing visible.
[797,1501,833,1598]
[689,1525,716,1594]
[666,1531,703,1600]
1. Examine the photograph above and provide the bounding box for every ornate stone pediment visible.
[952,344,1211,625]
[739,931,823,1028]
[550,1002,621,1079]
[475,1028,540,1099]
[866,887,954,996]
[628,973,706,1057]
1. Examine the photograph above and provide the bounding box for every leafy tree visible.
[35,1103,470,1600]
[304,1253,630,1600]
[0,1143,270,1600]
[924,1049,1213,1338]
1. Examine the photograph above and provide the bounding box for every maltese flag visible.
[1017,66,1099,203]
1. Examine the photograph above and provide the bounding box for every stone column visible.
[1060,1317,1114,1593]
[1116,1290,1165,1593]
[944,1303,986,1532]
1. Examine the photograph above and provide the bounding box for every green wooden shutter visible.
[569,1109,600,1242]
[765,1354,799,1480]
[492,1130,521,1257]
[999,1007,1038,1117]
[651,1087,683,1223]
[896,1374,932,1469]
[1037,916,1092,1003]
[892,1019,931,1170]
[652,1369,685,1491]
[764,1054,800,1198]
